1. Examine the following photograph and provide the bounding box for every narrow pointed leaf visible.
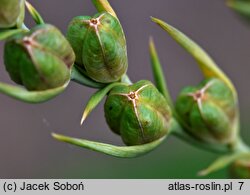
[0,29,25,41]
[0,81,69,103]
[151,17,236,96]
[149,37,173,108]
[21,23,30,31]
[81,82,126,124]
[198,152,250,176]
[92,0,117,18]
[228,0,250,20]
[25,1,45,25]
[70,66,106,89]
[52,133,166,158]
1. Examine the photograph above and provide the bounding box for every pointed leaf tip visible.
[149,36,154,47]
[25,1,45,25]
[51,132,59,140]
[80,111,88,125]
[151,17,237,97]
[52,132,167,158]
[150,16,156,21]
[80,82,125,125]
[197,170,208,177]
[0,81,69,103]
[198,152,250,177]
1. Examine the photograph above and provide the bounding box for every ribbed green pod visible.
[67,12,128,83]
[0,0,25,28]
[104,80,171,146]
[175,78,238,144]
[4,24,75,91]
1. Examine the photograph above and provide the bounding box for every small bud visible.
[4,24,75,91]
[67,12,128,83]
[175,78,238,144]
[104,80,172,146]
[0,0,25,28]
[230,157,250,179]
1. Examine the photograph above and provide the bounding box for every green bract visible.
[67,11,128,83]
[104,80,172,146]
[4,24,75,91]
[228,0,250,22]
[0,0,25,28]
[230,157,250,179]
[175,78,238,144]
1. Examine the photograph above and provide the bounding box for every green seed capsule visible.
[4,24,75,91]
[230,157,250,179]
[67,12,128,83]
[104,80,172,146]
[175,78,238,144]
[0,0,25,28]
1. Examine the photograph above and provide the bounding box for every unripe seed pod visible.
[104,80,172,146]
[175,78,238,144]
[67,12,128,83]
[230,157,250,179]
[4,24,75,91]
[0,0,25,28]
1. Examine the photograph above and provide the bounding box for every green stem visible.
[91,0,117,18]
[0,29,26,41]
[70,66,106,89]
[171,119,232,154]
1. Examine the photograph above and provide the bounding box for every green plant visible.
[227,0,250,22]
[0,0,249,178]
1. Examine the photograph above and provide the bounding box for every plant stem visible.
[172,118,250,156]
[70,66,106,89]
[171,119,233,154]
